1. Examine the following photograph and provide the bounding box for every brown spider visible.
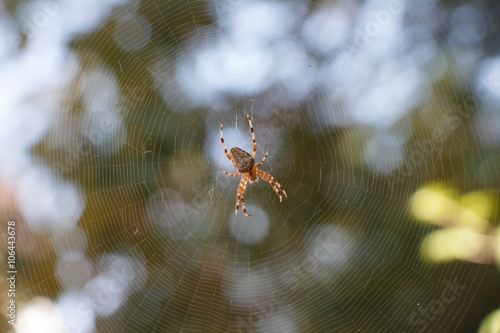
[220,113,287,217]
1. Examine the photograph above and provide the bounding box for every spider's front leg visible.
[236,175,251,217]
[256,169,287,202]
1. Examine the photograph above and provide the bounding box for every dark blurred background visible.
[1,0,500,332]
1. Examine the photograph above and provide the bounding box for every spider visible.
[220,113,287,217]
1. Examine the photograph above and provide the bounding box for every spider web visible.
[1,0,500,332]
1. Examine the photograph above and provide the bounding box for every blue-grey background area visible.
[1,0,500,332]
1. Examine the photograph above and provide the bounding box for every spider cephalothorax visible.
[220,114,287,217]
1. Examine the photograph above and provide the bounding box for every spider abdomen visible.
[230,147,254,173]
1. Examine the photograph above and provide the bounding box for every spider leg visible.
[235,177,242,215]
[220,122,232,160]
[256,169,287,202]
[246,113,256,158]
[255,148,269,167]
[235,175,251,217]
[269,181,282,200]
[220,169,240,177]
[240,175,251,217]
